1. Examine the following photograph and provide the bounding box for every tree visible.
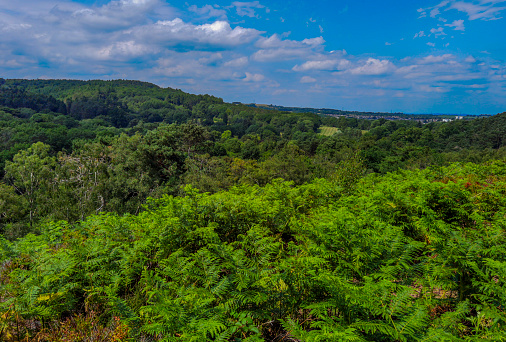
[0,182,28,239]
[4,142,55,228]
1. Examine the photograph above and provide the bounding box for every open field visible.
[318,126,341,136]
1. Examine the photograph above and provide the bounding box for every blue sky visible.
[0,0,505,114]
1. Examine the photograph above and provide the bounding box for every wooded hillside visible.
[0,79,505,341]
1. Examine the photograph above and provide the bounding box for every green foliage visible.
[1,79,505,188]
[0,183,28,239]
[2,79,506,341]
[4,142,56,230]
[1,161,505,340]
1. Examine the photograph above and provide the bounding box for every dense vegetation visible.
[2,161,506,341]
[1,79,505,341]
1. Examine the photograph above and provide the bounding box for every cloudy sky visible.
[1,0,505,114]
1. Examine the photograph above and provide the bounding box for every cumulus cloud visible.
[293,59,350,72]
[153,52,233,80]
[256,34,324,49]
[253,34,325,61]
[58,0,164,31]
[465,56,477,63]
[95,41,159,60]
[349,58,395,76]
[243,72,265,81]
[137,19,262,47]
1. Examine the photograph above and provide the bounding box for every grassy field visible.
[318,126,341,136]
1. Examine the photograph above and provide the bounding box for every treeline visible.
[0,79,321,170]
[1,161,505,341]
[1,79,505,171]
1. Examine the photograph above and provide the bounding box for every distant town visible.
[241,103,493,123]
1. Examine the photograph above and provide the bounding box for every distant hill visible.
[0,78,505,176]
[247,103,481,122]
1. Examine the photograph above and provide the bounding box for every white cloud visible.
[465,56,477,63]
[253,35,325,62]
[0,55,37,68]
[256,34,324,49]
[422,0,451,18]
[252,49,303,62]
[419,85,449,93]
[224,56,249,67]
[349,58,395,76]
[293,59,350,72]
[430,26,446,37]
[133,19,262,47]
[243,72,265,82]
[430,7,442,17]
[231,1,266,17]
[427,42,436,47]
[62,0,163,31]
[414,31,426,38]
[300,76,316,83]
[255,34,284,49]
[153,52,238,81]
[445,19,465,30]
[420,54,454,63]
[198,52,223,64]
[450,1,506,20]
[420,0,506,21]
[302,37,325,46]
[95,41,159,60]
[188,4,227,19]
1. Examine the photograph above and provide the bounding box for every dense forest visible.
[1,79,505,341]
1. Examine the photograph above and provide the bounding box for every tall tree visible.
[4,142,55,228]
